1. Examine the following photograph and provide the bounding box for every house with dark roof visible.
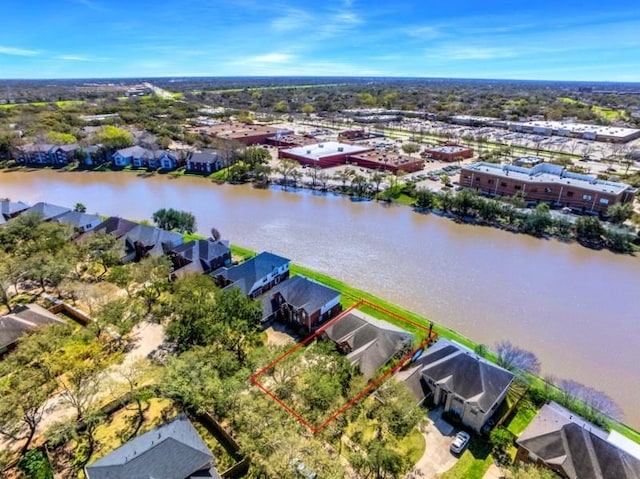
[516,402,640,479]
[89,216,139,239]
[260,275,341,330]
[0,199,29,223]
[82,217,183,262]
[321,311,414,380]
[186,150,222,174]
[397,339,514,432]
[85,414,222,479]
[121,224,184,263]
[170,239,232,278]
[21,202,71,222]
[148,150,183,171]
[0,304,67,355]
[54,210,103,233]
[14,143,56,165]
[211,251,290,299]
[112,146,154,168]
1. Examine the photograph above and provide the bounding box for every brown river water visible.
[1,169,639,429]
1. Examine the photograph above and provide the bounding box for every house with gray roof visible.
[148,150,183,170]
[261,275,341,330]
[88,216,139,239]
[85,414,221,479]
[321,311,414,380]
[21,202,71,222]
[0,199,29,223]
[516,402,640,479]
[186,150,222,174]
[112,145,154,168]
[397,339,514,432]
[0,304,67,355]
[211,251,290,299]
[121,224,184,263]
[170,239,232,278]
[54,210,103,232]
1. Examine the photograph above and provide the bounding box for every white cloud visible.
[246,53,294,64]
[406,25,443,40]
[0,46,39,56]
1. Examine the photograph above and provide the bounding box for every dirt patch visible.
[264,325,296,347]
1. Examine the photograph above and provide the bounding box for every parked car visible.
[450,431,471,454]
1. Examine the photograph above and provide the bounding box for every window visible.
[514,185,522,190]
[599,198,609,204]
[464,175,471,179]
[582,194,592,201]
[567,191,574,197]
[545,187,552,193]
[475,177,480,181]
[501,181,508,187]
[487,179,494,184]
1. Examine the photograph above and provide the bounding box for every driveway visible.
[405,408,459,478]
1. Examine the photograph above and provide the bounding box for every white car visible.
[450,431,471,454]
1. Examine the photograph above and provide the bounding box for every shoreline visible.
[3,160,634,255]
[230,244,640,442]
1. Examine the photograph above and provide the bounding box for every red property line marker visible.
[250,300,438,433]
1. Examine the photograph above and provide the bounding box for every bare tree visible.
[496,340,541,375]
[557,379,623,420]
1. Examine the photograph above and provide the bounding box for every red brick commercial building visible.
[459,162,636,214]
[348,150,424,174]
[195,122,293,145]
[279,142,373,168]
[266,134,317,149]
[424,145,474,162]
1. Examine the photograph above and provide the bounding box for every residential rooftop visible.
[464,161,634,195]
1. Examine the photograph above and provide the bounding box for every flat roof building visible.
[449,115,640,143]
[460,161,636,214]
[348,150,424,173]
[195,122,293,145]
[279,141,373,168]
[424,145,474,162]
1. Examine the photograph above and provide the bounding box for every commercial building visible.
[459,162,636,214]
[449,115,640,143]
[348,150,424,173]
[424,145,474,162]
[195,122,293,145]
[279,142,373,168]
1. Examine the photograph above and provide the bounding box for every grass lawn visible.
[91,398,179,461]
[439,435,493,479]
[592,105,629,121]
[183,232,207,242]
[504,398,538,436]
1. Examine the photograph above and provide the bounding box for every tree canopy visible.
[152,208,197,233]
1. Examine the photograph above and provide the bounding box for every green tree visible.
[575,216,605,246]
[401,143,420,154]
[46,131,77,145]
[93,125,134,150]
[489,427,514,453]
[242,146,271,169]
[165,274,219,350]
[607,202,634,225]
[277,159,300,191]
[505,464,558,479]
[0,365,56,453]
[273,100,289,113]
[522,203,553,237]
[152,208,197,233]
[73,202,86,213]
[415,188,436,209]
[301,103,315,115]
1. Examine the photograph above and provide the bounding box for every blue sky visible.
[1,0,640,81]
